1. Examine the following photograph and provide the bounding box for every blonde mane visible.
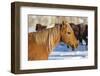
[32,30,49,44]
[65,22,74,32]
[30,25,60,52]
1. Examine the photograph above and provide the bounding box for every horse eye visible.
[67,32,71,34]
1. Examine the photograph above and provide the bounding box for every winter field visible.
[48,41,88,60]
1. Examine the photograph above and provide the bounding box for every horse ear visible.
[62,21,68,26]
[62,21,65,25]
[62,21,68,28]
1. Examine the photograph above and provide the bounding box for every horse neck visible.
[48,25,61,52]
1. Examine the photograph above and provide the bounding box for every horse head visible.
[60,21,79,50]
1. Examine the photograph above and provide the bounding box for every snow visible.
[48,42,88,60]
[48,51,88,60]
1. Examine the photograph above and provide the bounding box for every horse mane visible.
[66,22,74,32]
[48,25,60,52]
[31,30,49,44]
[29,25,60,52]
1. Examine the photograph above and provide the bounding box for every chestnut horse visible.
[28,21,78,60]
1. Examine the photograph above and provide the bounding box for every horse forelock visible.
[66,23,75,33]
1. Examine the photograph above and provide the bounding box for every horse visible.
[77,24,88,45]
[28,21,78,60]
[70,23,88,45]
[70,23,80,40]
[36,24,47,31]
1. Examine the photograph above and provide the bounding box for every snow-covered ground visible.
[48,42,88,60]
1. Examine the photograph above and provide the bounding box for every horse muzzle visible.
[71,42,79,51]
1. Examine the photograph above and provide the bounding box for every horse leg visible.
[79,37,83,45]
[83,37,88,46]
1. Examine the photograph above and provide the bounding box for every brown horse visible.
[70,23,80,40]
[36,24,47,31]
[28,21,78,60]
[70,23,88,45]
[77,23,88,45]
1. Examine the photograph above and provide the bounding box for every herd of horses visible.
[28,21,88,60]
[69,23,88,45]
